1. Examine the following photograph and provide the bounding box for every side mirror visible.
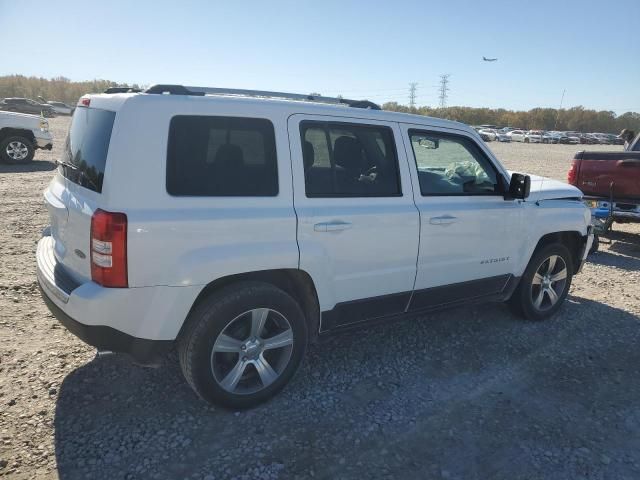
[507,173,530,200]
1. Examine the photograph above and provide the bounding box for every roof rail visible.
[104,87,143,94]
[143,84,381,110]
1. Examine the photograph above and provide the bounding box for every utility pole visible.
[409,82,418,109]
[438,74,450,109]
[554,89,566,130]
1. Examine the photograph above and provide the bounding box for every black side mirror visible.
[507,173,531,200]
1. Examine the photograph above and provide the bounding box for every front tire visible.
[509,243,573,320]
[0,136,35,164]
[178,282,308,409]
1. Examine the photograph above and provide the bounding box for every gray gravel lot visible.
[1,117,639,479]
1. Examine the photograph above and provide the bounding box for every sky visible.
[1,0,639,114]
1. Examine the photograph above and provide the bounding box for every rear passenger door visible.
[288,115,419,331]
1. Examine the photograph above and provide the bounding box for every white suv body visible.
[37,86,593,407]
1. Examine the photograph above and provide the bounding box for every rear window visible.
[166,115,278,196]
[59,107,116,193]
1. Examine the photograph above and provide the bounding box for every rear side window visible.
[59,107,116,193]
[300,121,401,197]
[167,116,278,196]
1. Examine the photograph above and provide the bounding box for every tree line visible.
[2,75,637,134]
[382,102,640,134]
[0,75,142,106]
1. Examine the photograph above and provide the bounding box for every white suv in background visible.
[37,85,593,408]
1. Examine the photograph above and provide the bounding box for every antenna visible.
[409,82,418,109]
[438,74,450,108]
[554,89,566,129]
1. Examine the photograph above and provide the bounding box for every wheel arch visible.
[0,127,36,145]
[179,269,321,344]
[531,231,584,273]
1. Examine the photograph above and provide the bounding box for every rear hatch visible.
[574,151,640,200]
[45,104,116,284]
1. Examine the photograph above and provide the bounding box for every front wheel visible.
[509,243,573,320]
[178,282,308,409]
[0,136,35,164]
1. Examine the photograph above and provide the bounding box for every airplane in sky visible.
[483,56,498,62]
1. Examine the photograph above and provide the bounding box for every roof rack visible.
[104,87,143,94]
[143,84,381,110]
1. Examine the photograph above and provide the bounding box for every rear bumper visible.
[38,283,172,365]
[36,234,202,365]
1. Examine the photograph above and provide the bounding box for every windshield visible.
[59,107,115,193]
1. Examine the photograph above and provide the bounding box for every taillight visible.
[90,209,128,288]
[567,159,579,185]
[78,97,90,107]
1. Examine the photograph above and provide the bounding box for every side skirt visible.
[319,275,520,334]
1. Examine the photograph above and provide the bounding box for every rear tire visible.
[509,243,573,320]
[0,136,35,164]
[178,281,308,409]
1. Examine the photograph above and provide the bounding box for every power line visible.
[408,82,418,109]
[438,74,450,109]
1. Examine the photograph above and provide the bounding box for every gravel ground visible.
[1,117,639,480]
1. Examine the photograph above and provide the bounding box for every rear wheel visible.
[0,136,35,164]
[178,282,308,408]
[509,243,573,320]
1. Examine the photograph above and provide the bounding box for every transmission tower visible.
[438,74,450,108]
[408,82,418,108]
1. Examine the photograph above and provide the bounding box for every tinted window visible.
[409,130,500,196]
[167,116,278,196]
[301,121,401,197]
[59,107,116,193]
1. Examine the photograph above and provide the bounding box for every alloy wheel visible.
[530,255,568,311]
[210,308,294,394]
[6,141,29,161]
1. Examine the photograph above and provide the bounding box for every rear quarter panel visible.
[101,95,299,288]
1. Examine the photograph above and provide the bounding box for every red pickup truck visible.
[568,135,640,224]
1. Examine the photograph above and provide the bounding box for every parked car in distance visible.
[610,134,624,145]
[36,84,593,408]
[482,129,511,142]
[478,128,496,141]
[47,101,74,115]
[507,129,526,142]
[0,98,55,117]
[563,132,581,144]
[524,130,543,143]
[472,126,492,142]
[0,110,53,163]
[582,134,601,145]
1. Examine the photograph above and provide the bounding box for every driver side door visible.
[401,124,524,311]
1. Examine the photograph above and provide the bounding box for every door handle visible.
[429,215,458,225]
[314,221,353,232]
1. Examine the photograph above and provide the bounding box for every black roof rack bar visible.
[104,86,143,94]
[143,84,381,110]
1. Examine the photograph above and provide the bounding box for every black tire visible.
[589,235,599,254]
[178,281,308,409]
[509,243,573,321]
[0,136,35,164]
[524,138,530,143]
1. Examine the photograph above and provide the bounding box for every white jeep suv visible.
[36,85,593,408]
